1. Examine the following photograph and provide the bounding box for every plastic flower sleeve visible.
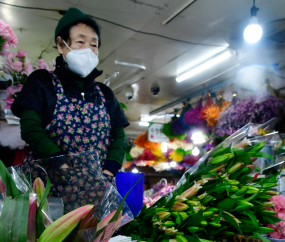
[179,119,279,186]
[22,150,133,227]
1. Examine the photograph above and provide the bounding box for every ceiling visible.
[0,0,285,138]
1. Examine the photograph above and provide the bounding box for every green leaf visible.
[231,148,244,155]
[177,184,183,196]
[245,181,263,202]
[213,208,223,223]
[237,152,251,165]
[0,36,6,45]
[183,235,200,242]
[219,198,235,210]
[253,232,271,242]
[0,159,20,198]
[250,151,274,161]
[202,195,214,205]
[223,214,242,234]
[165,192,176,209]
[245,141,266,152]
[119,103,128,110]
[201,173,216,178]
[255,166,261,172]
[181,209,203,229]
[0,192,30,242]
[241,210,259,229]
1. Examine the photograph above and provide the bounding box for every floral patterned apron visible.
[22,72,116,213]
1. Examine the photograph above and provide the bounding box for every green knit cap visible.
[54,7,100,44]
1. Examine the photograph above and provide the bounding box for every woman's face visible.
[57,23,99,60]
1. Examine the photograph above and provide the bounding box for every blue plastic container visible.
[116,172,144,216]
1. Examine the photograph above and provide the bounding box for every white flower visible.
[130,146,144,158]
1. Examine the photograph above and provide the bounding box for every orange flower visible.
[134,131,161,150]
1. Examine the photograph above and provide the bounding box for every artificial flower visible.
[134,131,161,150]
[0,19,18,56]
[11,61,23,72]
[138,150,157,161]
[184,98,204,126]
[199,94,213,120]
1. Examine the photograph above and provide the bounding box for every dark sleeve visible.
[102,127,127,176]
[11,69,51,118]
[20,108,62,159]
[98,83,129,130]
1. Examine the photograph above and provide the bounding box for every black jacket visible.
[12,56,129,131]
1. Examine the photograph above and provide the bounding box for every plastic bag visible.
[21,150,133,228]
[177,118,280,187]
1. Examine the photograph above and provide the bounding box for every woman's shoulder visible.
[27,69,52,83]
[97,82,115,99]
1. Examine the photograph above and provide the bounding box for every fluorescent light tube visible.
[139,121,149,127]
[115,60,146,70]
[176,50,234,83]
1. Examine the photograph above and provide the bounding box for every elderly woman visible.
[11,7,129,212]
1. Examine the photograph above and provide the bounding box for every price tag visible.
[148,123,169,143]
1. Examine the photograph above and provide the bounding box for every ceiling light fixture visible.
[176,50,234,83]
[244,0,262,43]
[162,0,196,26]
[139,121,149,127]
[115,60,146,70]
[104,72,119,86]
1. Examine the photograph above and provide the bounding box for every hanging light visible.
[244,0,262,43]
[161,142,168,153]
[192,146,200,156]
[132,168,139,173]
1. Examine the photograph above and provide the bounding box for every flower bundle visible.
[216,94,285,137]
[205,101,230,127]
[123,139,282,242]
[1,50,55,109]
[183,98,204,126]
[0,158,132,242]
[266,195,285,239]
[134,131,161,150]
[0,19,18,56]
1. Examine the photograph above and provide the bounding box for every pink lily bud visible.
[262,201,274,209]
[209,163,226,173]
[245,164,257,172]
[27,193,37,242]
[175,195,187,203]
[249,157,257,164]
[228,162,244,174]
[171,202,189,211]
[157,211,171,221]
[165,227,178,236]
[180,183,202,199]
[263,190,278,196]
[0,177,6,199]
[158,225,167,231]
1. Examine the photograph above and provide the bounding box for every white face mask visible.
[62,40,99,78]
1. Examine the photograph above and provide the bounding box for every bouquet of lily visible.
[0,19,18,57]
[0,158,134,242]
[123,123,283,242]
[1,50,55,109]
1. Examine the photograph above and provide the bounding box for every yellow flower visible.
[169,151,183,162]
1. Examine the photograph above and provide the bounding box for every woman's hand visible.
[60,163,70,169]
[103,170,114,177]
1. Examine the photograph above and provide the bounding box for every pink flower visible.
[0,42,9,57]
[269,230,281,239]
[38,59,49,71]
[11,61,22,72]
[7,85,17,95]
[270,195,285,213]
[16,49,26,58]
[3,96,14,109]
[26,64,33,75]
[17,84,23,92]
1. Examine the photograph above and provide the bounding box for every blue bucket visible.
[116,172,144,216]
